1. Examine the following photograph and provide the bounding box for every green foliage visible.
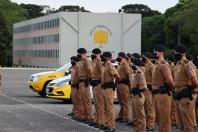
[0,0,27,66]
[142,0,198,56]
[120,4,161,17]
[0,0,27,32]
[0,12,12,66]
[20,4,44,19]
[58,5,90,12]
[142,15,165,52]
[189,45,198,56]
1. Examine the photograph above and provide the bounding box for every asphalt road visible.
[0,68,196,132]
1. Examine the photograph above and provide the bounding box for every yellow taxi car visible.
[46,74,74,102]
[28,63,71,97]
[46,62,118,103]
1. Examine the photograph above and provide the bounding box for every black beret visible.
[166,55,175,62]
[132,53,141,59]
[186,54,194,61]
[118,52,127,58]
[154,44,165,52]
[132,58,144,66]
[70,56,79,62]
[92,48,101,54]
[77,48,87,54]
[102,52,112,58]
[142,52,153,59]
[175,44,188,53]
[127,53,132,58]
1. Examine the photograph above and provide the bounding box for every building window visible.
[14,18,60,34]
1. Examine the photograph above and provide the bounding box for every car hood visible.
[49,74,71,84]
[31,71,55,77]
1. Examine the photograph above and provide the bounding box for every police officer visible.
[70,56,83,120]
[127,52,141,126]
[152,44,174,132]
[101,52,120,132]
[173,44,198,132]
[187,54,198,127]
[116,52,131,123]
[166,55,177,127]
[89,48,105,128]
[142,52,156,131]
[77,48,94,123]
[129,58,147,132]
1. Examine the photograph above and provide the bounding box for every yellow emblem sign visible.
[94,31,108,48]
[90,25,112,48]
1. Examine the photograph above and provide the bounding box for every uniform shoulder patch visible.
[163,65,168,70]
[187,65,193,71]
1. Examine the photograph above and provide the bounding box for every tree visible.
[120,4,161,17]
[0,0,27,66]
[0,12,12,66]
[58,5,90,12]
[20,4,44,19]
[0,0,27,32]
[142,15,165,52]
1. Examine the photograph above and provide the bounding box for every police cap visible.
[132,58,144,66]
[102,52,112,58]
[127,53,132,58]
[118,52,127,59]
[70,56,79,62]
[142,52,153,59]
[132,53,141,59]
[175,44,188,53]
[92,48,101,54]
[154,44,165,52]
[77,48,87,54]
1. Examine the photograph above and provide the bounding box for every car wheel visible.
[38,81,50,97]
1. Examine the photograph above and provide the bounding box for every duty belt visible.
[172,86,193,100]
[130,87,144,97]
[117,78,129,86]
[90,79,101,87]
[153,83,171,96]
[79,78,90,87]
[102,82,116,91]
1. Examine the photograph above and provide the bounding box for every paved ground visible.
[0,68,195,132]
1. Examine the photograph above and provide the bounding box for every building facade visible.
[13,12,141,68]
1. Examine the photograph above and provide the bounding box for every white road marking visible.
[0,94,101,131]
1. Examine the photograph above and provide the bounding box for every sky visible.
[11,0,179,13]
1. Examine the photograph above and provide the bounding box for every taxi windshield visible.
[56,63,71,72]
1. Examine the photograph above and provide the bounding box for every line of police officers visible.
[68,44,198,132]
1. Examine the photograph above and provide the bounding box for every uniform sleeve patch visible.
[163,65,168,70]
[136,73,143,80]
[187,65,192,71]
